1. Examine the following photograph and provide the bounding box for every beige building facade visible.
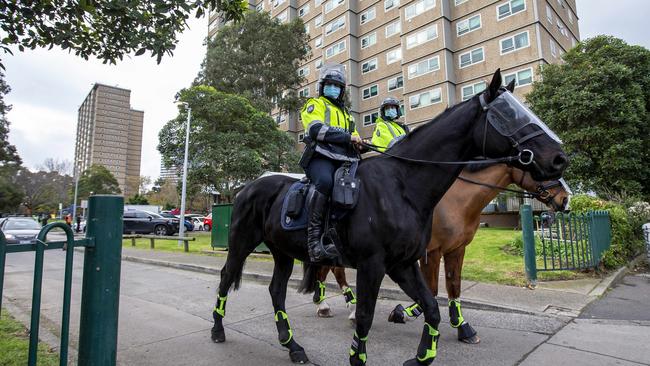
[74,84,144,197]
[210,0,579,143]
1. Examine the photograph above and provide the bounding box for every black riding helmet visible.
[318,66,346,103]
[380,96,401,120]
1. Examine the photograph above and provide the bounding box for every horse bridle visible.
[457,169,563,205]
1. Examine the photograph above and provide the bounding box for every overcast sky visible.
[4,1,650,180]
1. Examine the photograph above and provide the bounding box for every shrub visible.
[569,194,645,268]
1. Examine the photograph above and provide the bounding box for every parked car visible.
[0,217,41,244]
[123,210,179,236]
[203,213,212,232]
[191,217,206,231]
[159,212,194,231]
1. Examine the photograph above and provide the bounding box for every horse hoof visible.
[460,334,480,344]
[388,304,406,324]
[211,329,226,343]
[403,357,433,366]
[317,308,333,318]
[289,350,309,364]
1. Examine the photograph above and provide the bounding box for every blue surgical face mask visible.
[323,84,341,99]
[385,107,398,119]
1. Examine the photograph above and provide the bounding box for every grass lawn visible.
[463,228,595,286]
[122,228,593,286]
[0,312,59,366]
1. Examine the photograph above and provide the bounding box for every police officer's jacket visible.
[301,96,360,165]
[370,117,410,152]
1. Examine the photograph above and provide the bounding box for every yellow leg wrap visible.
[417,323,439,362]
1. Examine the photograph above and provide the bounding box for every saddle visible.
[281,162,360,231]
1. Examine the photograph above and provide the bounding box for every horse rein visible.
[457,171,563,203]
[360,142,522,165]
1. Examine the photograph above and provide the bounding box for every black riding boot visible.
[307,190,339,262]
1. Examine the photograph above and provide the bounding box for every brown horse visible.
[312,163,570,336]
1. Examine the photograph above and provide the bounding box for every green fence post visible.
[0,232,5,317]
[78,195,124,366]
[520,204,537,287]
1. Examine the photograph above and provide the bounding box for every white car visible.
[192,217,207,231]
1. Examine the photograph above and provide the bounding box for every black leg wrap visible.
[388,304,406,324]
[349,332,368,365]
[275,311,309,364]
[449,300,479,343]
[313,280,326,304]
[286,340,309,364]
[403,323,439,366]
[211,297,227,343]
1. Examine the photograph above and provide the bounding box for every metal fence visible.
[0,195,123,366]
[520,204,612,285]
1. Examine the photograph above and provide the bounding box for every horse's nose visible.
[552,152,568,173]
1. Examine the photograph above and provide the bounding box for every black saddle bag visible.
[286,185,308,218]
[332,163,360,210]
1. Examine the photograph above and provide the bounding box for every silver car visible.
[0,217,42,244]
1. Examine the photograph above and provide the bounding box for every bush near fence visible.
[569,195,648,268]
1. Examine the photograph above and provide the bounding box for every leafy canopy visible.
[0,70,22,212]
[527,36,650,199]
[76,164,122,200]
[0,0,247,69]
[197,10,310,113]
[158,85,300,202]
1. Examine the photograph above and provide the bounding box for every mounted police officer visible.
[371,96,409,152]
[300,64,362,262]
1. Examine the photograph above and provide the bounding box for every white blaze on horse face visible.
[559,178,572,195]
[488,91,563,144]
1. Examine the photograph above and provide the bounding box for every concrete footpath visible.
[119,246,620,317]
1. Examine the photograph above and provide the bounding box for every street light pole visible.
[72,161,81,232]
[178,103,191,246]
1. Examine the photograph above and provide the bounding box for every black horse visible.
[211,70,568,365]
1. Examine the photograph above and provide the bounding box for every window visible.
[457,14,481,36]
[362,85,379,99]
[360,7,376,24]
[385,21,401,37]
[384,0,400,11]
[455,0,468,4]
[386,48,402,64]
[409,88,442,109]
[550,40,558,57]
[299,87,310,98]
[298,66,310,77]
[273,0,286,8]
[314,36,323,48]
[277,10,288,23]
[461,81,486,101]
[408,56,440,78]
[361,58,378,74]
[497,0,525,20]
[256,3,264,11]
[405,0,435,20]
[459,47,484,68]
[315,58,323,69]
[304,24,310,33]
[276,113,287,124]
[325,16,346,35]
[406,25,438,49]
[325,0,344,13]
[557,19,568,37]
[298,133,304,142]
[315,0,323,5]
[363,112,379,126]
[315,14,323,27]
[500,31,529,54]
[361,32,377,48]
[299,4,310,17]
[568,11,574,24]
[504,68,533,86]
[546,4,553,22]
[388,75,404,91]
[325,40,346,58]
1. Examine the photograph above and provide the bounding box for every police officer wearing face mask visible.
[299,64,362,262]
[371,96,409,152]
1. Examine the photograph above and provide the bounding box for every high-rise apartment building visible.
[209,0,579,143]
[159,164,180,183]
[74,84,144,197]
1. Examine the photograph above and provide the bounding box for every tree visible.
[0,0,247,69]
[158,85,300,202]
[37,157,72,175]
[147,178,179,210]
[197,10,310,114]
[127,193,149,205]
[0,70,22,212]
[14,168,72,214]
[76,164,121,200]
[527,36,650,199]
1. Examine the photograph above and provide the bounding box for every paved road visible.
[521,265,650,366]
[2,250,569,365]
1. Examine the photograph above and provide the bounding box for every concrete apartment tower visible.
[209,0,579,144]
[74,84,144,197]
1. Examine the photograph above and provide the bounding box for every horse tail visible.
[298,262,319,294]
